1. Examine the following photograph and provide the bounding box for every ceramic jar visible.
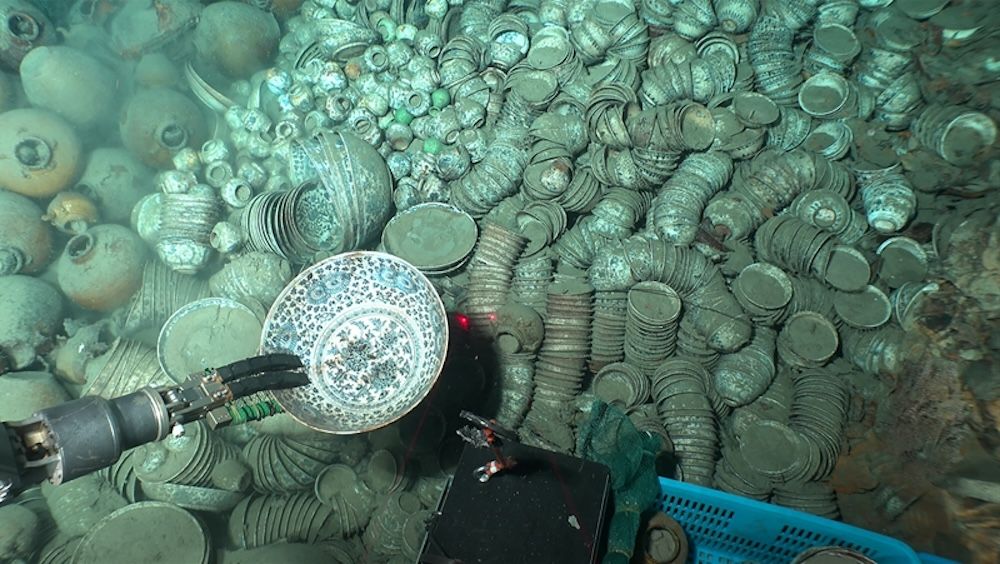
[75,148,155,223]
[0,0,56,70]
[0,275,62,371]
[19,45,118,129]
[194,2,280,78]
[0,108,84,198]
[120,88,209,169]
[57,224,148,312]
[0,190,52,274]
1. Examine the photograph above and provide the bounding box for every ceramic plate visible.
[261,252,448,434]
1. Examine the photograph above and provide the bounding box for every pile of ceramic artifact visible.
[0,0,997,561]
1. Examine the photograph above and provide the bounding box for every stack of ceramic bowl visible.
[650,151,734,245]
[141,481,245,513]
[585,83,634,148]
[530,280,594,407]
[589,289,629,372]
[735,419,812,486]
[804,23,861,75]
[449,139,528,218]
[592,362,651,411]
[590,188,652,240]
[208,251,293,308]
[890,281,938,330]
[671,0,718,39]
[651,358,718,486]
[789,368,848,481]
[362,491,424,557]
[461,221,528,340]
[571,0,646,65]
[674,312,721,370]
[798,73,858,120]
[714,445,772,500]
[401,510,434,561]
[510,251,554,316]
[523,140,575,200]
[493,350,536,428]
[553,215,605,270]
[514,201,568,257]
[134,422,236,487]
[228,493,342,549]
[38,535,80,564]
[119,259,211,335]
[713,327,777,408]
[636,102,717,153]
[524,26,582,86]
[732,369,795,433]
[623,281,682,376]
[773,481,841,520]
[747,15,802,106]
[314,464,376,537]
[98,448,141,503]
[557,161,604,212]
[242,434,336,493]
[876,236,929,288]
[753,215,839,281]
[74,502,211,564]
[766,106,813,151]
[732,263,793,326]
[802,120,853,160]
[777,312,840,369]
[627,404,674,454]
[783,274,837,323]
[381,202,479,277]
[912,104,997,166]
[832,285,892,330]
[789,189,868,245]
[858,167,916,235]
[840,325,904,376]
[81,338,171,398]
[239,183,319,264]
[811,156,856,200]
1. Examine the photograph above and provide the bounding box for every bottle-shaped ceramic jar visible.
[57,224,148,312]
[0,107,83,198]
[119,88,208,169]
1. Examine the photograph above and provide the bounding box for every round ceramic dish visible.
[381,202,478,274]
[73,502,210,564]
[261,252,448,434]
[157,297,265,383]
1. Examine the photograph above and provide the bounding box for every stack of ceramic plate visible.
[772,480,841,520]
[363,449,411,495]
[713,327,777,408]
[623,281,682,375]
[651,358,718,486]
[592,362,651,411]
[228,493,342,549]
[134,421,235,487]
[530,280,594,406]
[242,434,336,493]
[589,289,628,372]
[381,203,479,276]
[261,252,449,434]
[714,444,772,500]
[73,502,210,564]
[788,368,848,481]
[97,448,140,503]
[492,350,535,429]
[239,183,318,264]
[314,463,376,536]
[462,221,528,340]
[732,263,793,326]
[361,491,423,557]
[777,311,840,368]
[120,259,211,336]
[81,338,171,398]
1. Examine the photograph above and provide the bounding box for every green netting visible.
[577,399,662,564]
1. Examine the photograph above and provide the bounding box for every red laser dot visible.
[455,313,470,332]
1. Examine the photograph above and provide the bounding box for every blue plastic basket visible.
[657,477,953,564]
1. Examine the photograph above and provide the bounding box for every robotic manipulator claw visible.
[0,353,310,505]
[456,410,518,483]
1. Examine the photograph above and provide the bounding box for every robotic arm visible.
[0,353,309,506]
